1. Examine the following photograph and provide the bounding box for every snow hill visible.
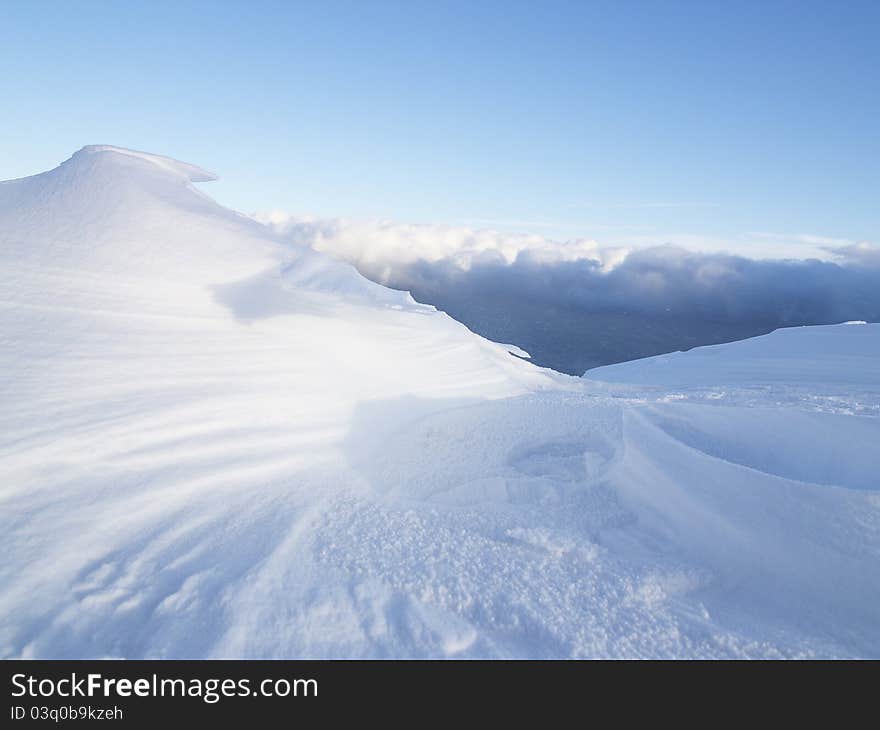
[1,147,878,658]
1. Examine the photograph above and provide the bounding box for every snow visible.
[73,144,220,183]
[1,146,878,658]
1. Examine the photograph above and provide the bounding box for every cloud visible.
[825,241,880,268]
[402,244,880,322]
[260,213,880,374]
[257,212,628,275]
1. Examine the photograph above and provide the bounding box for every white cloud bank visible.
[256,212,631,281]
[257,211,880,374]
[258,211,878,278]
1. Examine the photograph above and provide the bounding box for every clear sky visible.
[2,0,877,253]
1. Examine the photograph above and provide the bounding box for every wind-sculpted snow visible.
[1,148,878,658]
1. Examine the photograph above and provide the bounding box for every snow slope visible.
[1,147,878,658]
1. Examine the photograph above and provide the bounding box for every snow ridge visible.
[71,145,219,182]
[1,148,878,659]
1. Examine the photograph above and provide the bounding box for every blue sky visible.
[2,0,877,253]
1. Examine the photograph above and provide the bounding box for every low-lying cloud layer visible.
[260,213,880,375]
[257,213,630,274]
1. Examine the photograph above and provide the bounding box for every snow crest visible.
[72,145,219,182]
[1,148,878,659]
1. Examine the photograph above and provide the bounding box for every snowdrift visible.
[1,147,877,658]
